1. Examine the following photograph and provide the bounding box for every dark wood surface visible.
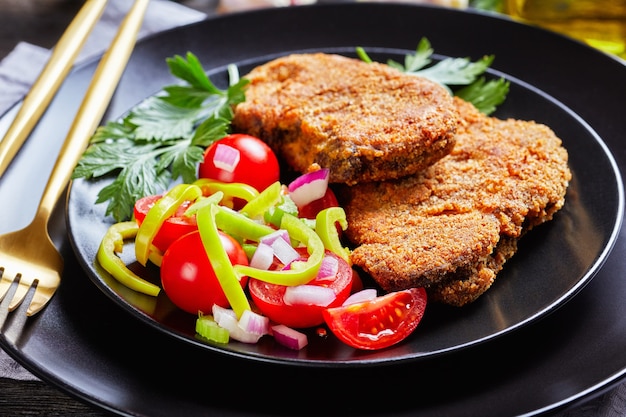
[0,378,110,416]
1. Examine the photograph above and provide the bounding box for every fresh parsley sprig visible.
[356,37,509,115]
[72,52,248,222]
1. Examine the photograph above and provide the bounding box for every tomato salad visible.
[97,133,428,351]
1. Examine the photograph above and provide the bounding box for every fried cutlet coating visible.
[232,53,457,185]
[342,98,572,306]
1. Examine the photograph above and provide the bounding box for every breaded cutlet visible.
[341,97,571,306]
[232,53,458,185]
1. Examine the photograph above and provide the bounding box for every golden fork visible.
[0,0,108,179]
[0,0,150,316]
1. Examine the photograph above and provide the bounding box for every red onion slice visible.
[259,229,291,246]
[212,143,240,173]
[271,236,300,266]
[250,242,274,270]
[342,288,378,306]
[212,305,265,343]
[314,255,339,282]
[271,324,308,350]
[212,304,237,323]
[238,309,270,336]
[287,168,330,207]
[283,284,336,307]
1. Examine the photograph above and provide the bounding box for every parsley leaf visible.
[456,76,510,116]
[413,54,494,85]
[356,38,510,115]
[386,37,433,73]
[72,52,248,222]
[129,97,203,140]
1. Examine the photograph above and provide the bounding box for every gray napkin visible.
[0,0,206,381]
[0,349,37,381]
[0,42,49,117]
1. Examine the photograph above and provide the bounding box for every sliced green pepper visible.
[233,213,324,286]
[315,207,351,264]
[97,221,161,296]
[214,205,275,242]
[239,181,282,219]
[197,204,251,318]
[135,183,202,266]
[184,192,224,217]
[193,178,259,208]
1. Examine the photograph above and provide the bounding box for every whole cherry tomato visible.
[160,230,249,315]
[198,134,280,193]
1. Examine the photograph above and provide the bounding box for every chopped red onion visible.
[271,324,308,350]
[212,304,237,323]
[259,229,291,246]
[283,285,336,307]
[238,310,270,336]
[250,242,274,270]
[287,168,330,207]
[212,143,240,173]
[271,236,300,266]
[212,305,265,344]
[315,255,339,282]
[342,288,378,306]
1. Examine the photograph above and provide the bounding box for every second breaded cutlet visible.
[341,98,572,306]
[232,53,458,185]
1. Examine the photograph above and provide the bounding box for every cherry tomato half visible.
[160,230,249,315]
[133,195,197,253]
[322,287,427,350]
[198,134,280,193]
[297,188,340,220]
[248,249,354,328]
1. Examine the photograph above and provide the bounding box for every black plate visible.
[67,45,622,365]
[2,4,626,416]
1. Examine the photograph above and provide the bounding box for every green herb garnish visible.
[356,37,509,115]
[72,52,248,222]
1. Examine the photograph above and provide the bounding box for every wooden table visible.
[0,377,109,416]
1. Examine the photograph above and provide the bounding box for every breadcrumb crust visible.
[343,98,571,306]
[233,53,458,185]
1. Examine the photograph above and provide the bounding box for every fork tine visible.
[26,277,61,316]
[0,264,19,302]
[7,280,31,312]
[0,270,15,302]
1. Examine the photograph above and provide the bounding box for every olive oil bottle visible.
[504,0,626,58]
